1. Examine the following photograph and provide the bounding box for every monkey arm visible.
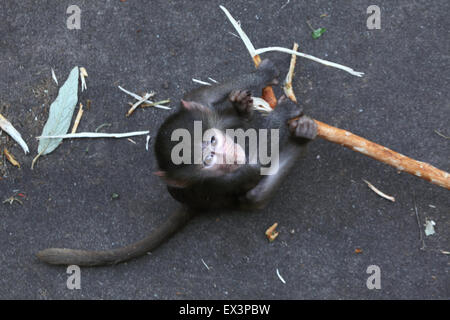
[183,59,279,108]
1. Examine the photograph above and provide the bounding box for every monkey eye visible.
[203,153,215,167]
[210,135,217,146]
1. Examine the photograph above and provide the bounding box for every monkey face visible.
[201,128,246,174]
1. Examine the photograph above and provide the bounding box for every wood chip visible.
[265,222,279,242]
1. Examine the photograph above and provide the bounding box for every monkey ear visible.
[153,171,190,188]
[153,171,166,177]
[181,100,211,113]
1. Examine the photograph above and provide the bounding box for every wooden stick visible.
[313,119,450,189]
[253,43,449,190]
[284,42,299,103]
[278,44,449,190]
[253,55,277,108]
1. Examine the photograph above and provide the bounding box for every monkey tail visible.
[36,207,192,267]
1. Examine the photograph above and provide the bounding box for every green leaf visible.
[312,27,326,39]
[38,67,79,155]
[111,193,119,200]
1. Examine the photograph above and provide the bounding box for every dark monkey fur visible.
[37,59,317,266]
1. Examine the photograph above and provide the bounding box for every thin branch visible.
[37,131,150,140]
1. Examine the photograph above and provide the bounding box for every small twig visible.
[3,196,23,205]
[31,150,44,170]
[118,86,171,110]
[280,0,290,10]
[434,130,450,139]
[51,68,58,85]
[139,99,171,108]
[146,135,151,151]
[3,148,20,168]
[276,268,286,284]
[71,103,84,133]
[284,42,299,103]
[363,179,395,202]
[95,123,112,132]
[126,92,153,117]
[201,258,210,270]
[413,192,426,250]
[306,20,315,32]
[79,67,88,92]
[192,79,212,86]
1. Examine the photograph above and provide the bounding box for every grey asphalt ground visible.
[0,0,448,299]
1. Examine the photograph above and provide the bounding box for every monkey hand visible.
[229,89,253,118]
[289,115,318,144]
[257,59,280,85]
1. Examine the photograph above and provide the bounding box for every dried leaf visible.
[38,67,79,155]
[0,113,29,154]
[3,148,20,168]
